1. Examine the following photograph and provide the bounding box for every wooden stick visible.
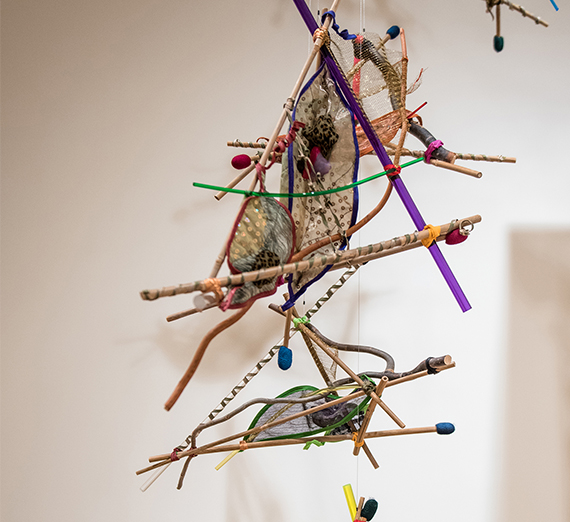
[452,151,516,163]
[283,307,293,347]
[213,152,283,200]
[140,215,481,301]
[227,140,267,149]
[497,2,501,37]
[356,497,365,520]
[353,376,389,456]
[164,301,254,411]
[291,310,405,428]
[166,301,218,322]
[428,158,482,178]
[150,390,370,463]
[140,365,456,474]
[241,2,341,195]
[347,419,379,469]
[384,142,516,164]
[214,162,257,201]
[215,5,339,201]
[501,0,549,26]
[139,424,443,474]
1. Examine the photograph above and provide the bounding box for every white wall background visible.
[2,1,569,521]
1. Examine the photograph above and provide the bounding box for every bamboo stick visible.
[227,140,267,149]
[140,214,481,301]
[384,142,516,163]
[453,152,516,163]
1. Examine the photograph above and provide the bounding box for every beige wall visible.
[2,1,570,521]
[500,231,570,522]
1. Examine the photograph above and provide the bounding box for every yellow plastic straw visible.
[343,484,357,521]
[215,450,240,471]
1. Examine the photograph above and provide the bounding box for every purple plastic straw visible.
[292,0,471,312]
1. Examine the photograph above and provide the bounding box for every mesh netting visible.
[329,31,403,120]
[247,385,370,442]
[300,331,338,385]
[281,63,359,303]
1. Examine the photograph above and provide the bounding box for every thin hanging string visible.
[356,0,365,499]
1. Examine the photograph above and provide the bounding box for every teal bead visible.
[494,35,504,52]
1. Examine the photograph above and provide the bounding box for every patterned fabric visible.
[224,196,295,309]
[281,63,359,307]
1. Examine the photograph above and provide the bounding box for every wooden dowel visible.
[347,419,379,469]
[140,463,171,491]
[140,215,481,301]
[283,307,293,347]
[356,497,365,520]
[214,162,257,201]
[166,301,218,322]
[353,376,389,456]
[497,2,501,36]
[429,158,482,178]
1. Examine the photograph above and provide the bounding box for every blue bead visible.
[278,346,293,370]
[436,422,455,435]
[386,25,400,39]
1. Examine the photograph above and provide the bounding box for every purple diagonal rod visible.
[292,0,471,312]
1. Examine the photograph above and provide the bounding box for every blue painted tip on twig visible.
[386,25,400,39]
[549,0,559,11]
[277,345,293,370]
[436,422,455,435]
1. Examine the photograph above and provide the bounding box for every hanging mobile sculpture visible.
[136,1,519,516]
